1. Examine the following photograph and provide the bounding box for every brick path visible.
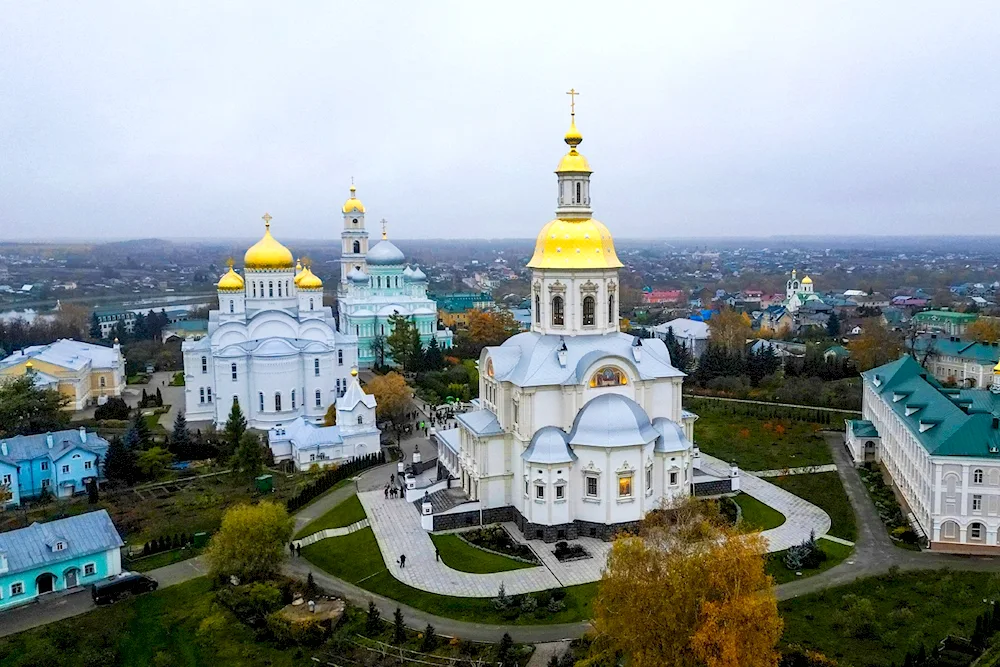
[751,464,839,478]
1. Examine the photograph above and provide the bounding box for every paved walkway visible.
[683,393,861,414]
[294,519,370,548]
[751,464,839,478]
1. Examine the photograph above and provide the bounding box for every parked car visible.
[91,572,158,605]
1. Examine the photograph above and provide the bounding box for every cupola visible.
[216,259,245,291]
[244,213,294,270]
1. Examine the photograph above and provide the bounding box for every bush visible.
[286,452,386,512]
[553,541,589,561]
[265,613,329,646]
[94,397,130,421]
[493,582,512,611]
[215,582,283,628]
[520,595,538,613]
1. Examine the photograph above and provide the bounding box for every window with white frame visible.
[973,494,983,511]
[586,475,599,497]
[524,479,529,496]
[11,582,24,595]
[84,563,95,576]
[974,469,984,484]
[84,461,92,470]
[207,387,212,403]
[556,484,565,500]
[61,465,69,474]
[315,389,322,407]
[314,358,321,376]
[535,484,545,500]
[645,466,653,492]
[199,387,205,403]
[55,541,64,551]
[231,363,237,381]
[357,415,363,425]
[2,474,10,486]
[971,523,984,540]
[618,474,633,498]
[41,461,49,471]
[201,356,207,373]
[669,471,678,486]
[338,350,343,366]
[291,390,296,410]
[259,392,264,412]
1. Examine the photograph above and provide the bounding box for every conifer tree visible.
[170,411,192,458]
[104,436,138,484]
[89,312,102,339]
[223,398,247,458]
[393,607,406,644]
[124,410,152,450]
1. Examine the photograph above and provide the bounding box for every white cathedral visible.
[182,215,359,429]
[434,102,709,541]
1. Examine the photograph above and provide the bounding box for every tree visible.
[967,318,1000,343]
[386,314,420,371]
[95,396,130,421]
[235,432,264,478]
[497,633,515,667]
[155,387,163,407]
[205,501,293,583]
[89,312,102,339]
[223,397,247,458]
[393,607,406,644]
[103,436,138,485]
[421,623,438,651]
[707,309,753,353]
[370,333,387,369]
[457,309,518,358]
[663,327,693,373]
[136,446,173,480]
[323,403,337,426]
[0,375,69,438]
[170,411,192,458]
[367,371,412,443]
[850,319,904,371]
[826,310,841,338]
[423,337,445,371]
[591,497,782,667]
[365,601,382,636]
[124,411,152,450]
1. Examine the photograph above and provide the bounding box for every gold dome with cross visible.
[244,213,295,270]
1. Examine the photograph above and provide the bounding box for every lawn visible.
[766,538,852,585]
[689,403,832,471]
[735,493,786,531]
[780,570,1000,667]
[127,546,204,572]
[0,578,311,667]
[429,533,536,574]
[294,494,366,539]
[302,528,597,625]
[770,471,857,541]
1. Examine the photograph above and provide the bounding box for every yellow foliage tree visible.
[366,371,412,441]
[967,318,1000,343]
[323,403,337,426]
[205,501,294,582]
[849,319,904,371]
[592,498,782,667]
[708,309,753,353]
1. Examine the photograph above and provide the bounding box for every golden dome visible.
[217,259,245,291]
[342,184,366,214]
[527,218,623,270]
[564,119,582,147]
[556,117,591,173]
[802,275,813,284]
[244,215,294,270]
[295,265,323,289]
[994,359,1000,372]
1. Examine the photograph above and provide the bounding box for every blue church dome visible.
[367,240,405,266]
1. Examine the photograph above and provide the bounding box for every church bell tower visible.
[340,182,369,291]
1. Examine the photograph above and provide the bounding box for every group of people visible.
[384,472,404,499]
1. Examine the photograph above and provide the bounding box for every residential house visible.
[0,340,125,410]
[911,310,979,337]
[93,309,136,338]
[824,345,851,362]
[0,427,108,506]
[0,510,123,610]
[652,318,710,359]
[435,291,495,329]
[909,335,1000,388]
[642,289,684,305]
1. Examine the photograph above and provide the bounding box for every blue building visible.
[0,427,109,507]
[0,510,123,609]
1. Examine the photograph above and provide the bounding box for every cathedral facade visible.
[334,186,453,367]
[182,216,358,429]
[435,105,700,541]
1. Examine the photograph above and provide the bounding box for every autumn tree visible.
[323,403,337,426]
[707,309,753,354]
[591,497,782,667]
[967,318,1000,343]
[366,371,412,443]
[205,501,294,582]
[849,319,904,371]
[457,309,519,358]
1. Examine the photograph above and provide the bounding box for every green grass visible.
[169,371,185,386]
[302,528,597,625]
[780,570,1000,667]
[735,493,786,530]
[429,533,536,574]
[691,406,832,470]
[766,538,853,585]
[127,546,203,572]
[0,578,312,667]
[294,493,366,539]
[770,472,857,542]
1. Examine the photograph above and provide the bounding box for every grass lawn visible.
[294,494,366,539]
[735,493,786,530]
[127,546,204,572]
[0,578,312,667]
[429,533,536,574]
[766,538,852,585]
[770,471,857,541]
[780,570,1000,667]
[302,528,597,625]
[690,405,832,470]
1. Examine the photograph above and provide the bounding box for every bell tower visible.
[340,181,369,291]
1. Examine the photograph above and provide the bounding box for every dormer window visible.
[55,542,64,551]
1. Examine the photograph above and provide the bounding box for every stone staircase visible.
[412,487,472,514]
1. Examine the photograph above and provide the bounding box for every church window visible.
[582,296,595,326]
[575,182,582,203]
[252,283,257,298]
[974,469,984,484]
[229,300,234,313]
[259,392,264,412]
[201,357,207,373]
[338,350,343,366]
[669,471,678,486]
[590,366,627,388]
[353,240,361,253]
[99,376,105,388]
[314,358,321,376]
[309,298,314,311]
[534,294,540,323]
[286,280,290,294]
[206,387,212,403]
[377,276,381,288]
[535,484,545,500]
[291,390,296,410]
[552,296,564,326]
[274,392,282,411]
[381,324,385,336]
[199,387,205,403]
[268,281,274,297]
[586,476,599,497]
[608,295,615,324]
[231,363,237,381]
[525,480,529,496]
[645,466,653,490]
[618,474,633,498]
[278,281,282,297]
[556,484,565,500]
[315,389,322,406]
[355,325,359,335]
[513,401,518,426]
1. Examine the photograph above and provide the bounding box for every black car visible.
[91,572,158,605]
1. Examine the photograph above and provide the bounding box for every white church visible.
[434,101,726,542]
[182,215,359,429]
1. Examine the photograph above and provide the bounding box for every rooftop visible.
[0,510,123,576]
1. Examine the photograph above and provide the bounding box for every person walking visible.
[289,541,296,557]
[435,547,440,562]
[295,543,301,557]
[384,484,389,499]
[399,553,406,568]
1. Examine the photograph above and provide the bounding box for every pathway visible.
[294,519,370,548]
[751,463,839,478]
[683,393,861,414]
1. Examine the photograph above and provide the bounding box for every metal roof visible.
[567,394,658,448]
[0,510,123,576]
[0,428,108,466]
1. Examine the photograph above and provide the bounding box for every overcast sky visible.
[2,2,999,241]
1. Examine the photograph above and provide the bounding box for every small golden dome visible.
[295,265,323,289]
[564,119,583,147]
[527,218,623,270]
[350,367,359,377]
[994,360,1000,372]
[244,216,294,270]
[802,276,813,284]
[342,184,366,214]
[217,260,245,291]
[25,360,33,369]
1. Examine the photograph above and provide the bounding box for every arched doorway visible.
[36,572,56,595]
[64,567,80,588]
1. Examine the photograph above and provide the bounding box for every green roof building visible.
[911,310,979,336]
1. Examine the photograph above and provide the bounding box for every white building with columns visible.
[852,354,1000,553]
[182,215,358,429]
[433,104,709,542]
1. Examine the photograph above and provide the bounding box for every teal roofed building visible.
[911,310,979,336]
[909,334,1000,388]
[853,354,1000,553]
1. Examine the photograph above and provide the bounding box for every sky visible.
[2,2,999,242]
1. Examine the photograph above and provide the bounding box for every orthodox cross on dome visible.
[226,257,234,269]
[566,88,580,118]
[262,212,272,229]
[380,218,388,240]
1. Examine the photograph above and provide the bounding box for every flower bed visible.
[858,463,919,547]
[553,541,591,562]
[459,525,539,564]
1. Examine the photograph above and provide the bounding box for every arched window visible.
[206,387,212,403]
[259,392,264,412]
[231,363,237,381]
[381,324,385,335]
[291,390,296,410]
[201,356,207,373]
[974,469,984,484]
[314,358,320,376]
[315,389,322,406]
[268,281,274,297]
[277,281,282,297]
[534,294,540,323]
[286,280,290,294]
[970,522,985,542]
[99,376,106,388]
[252,282,257,297]
[355,325,359,335]
[338,349,343,366]
[552,296,564,326]
[576,182,582,203]
[608,295,615,324]
[309,298,314,311]
[199,387,205,403]
[357,415,364,425]
[229,299,234,313]
[274,392,282,411]
[582,295,595,326]
[377,276,381,288]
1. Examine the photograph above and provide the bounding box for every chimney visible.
[79,427,87,443]
[46,432,53,449]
